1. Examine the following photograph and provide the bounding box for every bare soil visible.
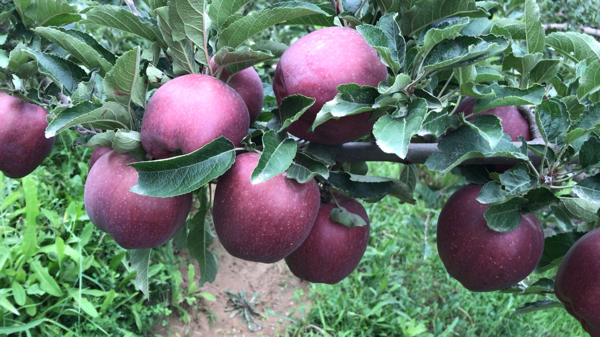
[153,239,311,337]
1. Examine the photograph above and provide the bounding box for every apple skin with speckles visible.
[213,152,320,263]
[0,92,54,179]
[88,147,112,172]
[210,58,264,124]
[285,195,370,284]
[140,74,250,159]
[273,26,388,145]
[555,228,600,337]
[436,184,544,292]
[84,151,192,249]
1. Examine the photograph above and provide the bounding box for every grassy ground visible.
[284,162,584,337]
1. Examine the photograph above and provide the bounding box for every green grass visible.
[285,162,584,337]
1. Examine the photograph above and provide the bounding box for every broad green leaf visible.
[537,232,585,273]
[208,0,250,29]
[112,130,146,159]
[11,282,26,306]
[473,83,545,113]
[24,0,80,26]
[83,5,167,50]
[491,19,526,39]
[530,59,561,84]
[580,135,600,169]
[561,197,600,223]
[502,51,542,76]
[357,24,400,74]
[546,32,600,63]
[278,95,316,132]
[514,301,563,314]
[71,291,99,317]
[377,13,405,71]
[419,108,459,137]
[34,27,112,73]
[573,174,600,205]
[423,35,509,73]
[84,131,116,149]
[377,74,411,95]
[187,189,218,285]
[287,153,329,184]
[30,260,62,297]
[484,197,528,232]
[251,131,297,184]
[376,0,401,14]
[304,143,336,165]
[461,17,493,36]
[172,0,209,66]
[283,2,335,27]
[498,164,537,195]
[311,84,380,131]
[373,98,427,159]
[327,172,413,203]
[155,6,198,75]
[46,102,130,138]
[521,187,560,213]
[330,206,367,228]
[577,59,600,101]
[418,17,469,58]
[477,181,506,204]
[475,67,504,82]
[0,295,19,315]
[104,47,146,108]
[462,113,503,149]
[401,0,486,37]
[217,2,329,49]
[22,177,39,226]
[522,278,555,294]
[461,164,495,185]
[129,137,236,197]
[535,99,569,147]
[399,164,418,193]
[524,0,544,54]
[25,50,86,95]
[214,46,275,75]
[130,249,151,299]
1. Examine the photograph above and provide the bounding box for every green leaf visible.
[171,0,209,66]
[546,32,600,63]
[377,13,405,71]
[251,131,297,184]
[491,19,526,40]
[112,130,146,159]
[287,153,329,184]
[423,35,509,73]
[376,0,401,14]
[30,260,62,297]
[521,187,560,213]
[462,113,503,149]
[498,164,537,195]
[580,135,600,169]
[45,102,130,138]
[34,27,113,74]
[524,0,545,54]
[530,59,561,84]
[155,6,199,75]
[357,24,400,74]
[573,174,600,205]
[11,282,26,306]
[537,232,585,273]
[187,188,218,285]
[71,291,99,318]
[83,5,167,50]
[401,0,486,37]
[129,137,235,197]
[477,181,506,204]
[304,143,336,165]
[104,47,146,108]
[24,0,80,26]
[217,2,329,49]
[0,295,19,316]
[327,172,412,203]
[418,17,469,59]
[523,278,555,294]
[502,51,542,76]
[208,0,250,29]
[514,301,563,314]
[214,46,275,75]
[535,99,569,147]
[283,2,336,27]
[577,59,600,101]
[330,206,367,228]
[0,319,45,334]
[373,98,427,159]
[484,197,528,233]
[130,249,151,299]
[561,197,600,223]
[25,50,86,95]
[22,176,40,226]
[84,131,116,149]
[311,84,380,131]
[278,94,316,132]
[419,108,459,137]
[473,83,545,113]
[399,164,418,193]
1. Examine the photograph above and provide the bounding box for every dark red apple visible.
[140,74,249,159]
[436,184,544,292]
[457,97,532,141]
[88,147,112,171]
[273,26,388,144]
[555,228,600,337]
[84,150,192,249]
[212,152,320,263]
[210,58,264,124]
[285,195,370,284]
[0,92,55,178]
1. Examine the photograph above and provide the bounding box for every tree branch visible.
[542,23,600,37]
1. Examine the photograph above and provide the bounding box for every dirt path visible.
[153,239,311,336]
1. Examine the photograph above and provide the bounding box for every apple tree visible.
[1,0,600,334]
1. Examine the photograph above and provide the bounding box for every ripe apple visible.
[0,92,55,178]
[285,194,370,284]
[140,74,250,159]
[555,228,600,337]
[88,147,112,171]
[84,150,192,249]
[436,184,544,292]
[273,26,388,145]
[212,152,320,263]
[210,58,264,124]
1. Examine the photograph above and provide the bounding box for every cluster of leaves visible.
[501,0,600,31]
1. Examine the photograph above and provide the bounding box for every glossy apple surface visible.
[273,26,388,144]
[84,151,192,249]
[213,152,320,263]
[555,228,600,337]
[0,92,55,178]
[140,74,249,159]
[285,195,370,284]
[436,184,544,292]
[88,147,112,171]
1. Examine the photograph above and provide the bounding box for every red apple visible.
[285,195,370,284]
[210,58,264,124]
[84,150,192,249]
[88,147,112,172]
[457,97,532,141]
[555,228,600,337]
[437,184,544,292]
[0,92,55,178]
[140,74,250,159]
[273,26,388,144]
[212,152,320,263]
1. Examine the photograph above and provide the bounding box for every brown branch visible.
[542,23,600,37]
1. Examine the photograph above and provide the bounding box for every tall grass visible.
[287,162,584,337]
